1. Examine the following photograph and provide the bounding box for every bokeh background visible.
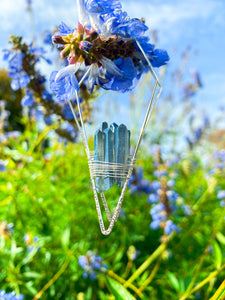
[0,0,224,299]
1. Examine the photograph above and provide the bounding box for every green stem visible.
[107,270,143,299]
[179,212,225,300]
[28,124,58,156]
[139,253,163,292]
[189,265,225,298]
[210,279,225,300]
[33,252,72,300]
[124,242,167,288]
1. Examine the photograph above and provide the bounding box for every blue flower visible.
[0,290,24,300]
[29,44,52,64]
[150,220,161,230]
[62,103,74,120]
[214,150,225,162]
[57,22,74,36]
[164,220,181,235]
[0,160,7,172]
[128,168,152,194]
[148,193,159,204]
[2,49,11,61]
[217,190,225,207]
[99,57,138,92]
[7,53,30,91]
[217,190,225,199]
[166,190,179,202]
[43,31,53,45]
[85,0,121,14]
[21,89,35,107]
[150,49,170,68]
[107,18,148,39]
[6,131,21,139]
[44,116,53,125]
[182,204,192,216]
[49,65,79,102]
[78,251,107,280]
[42,91,53,102]
[77,0,121,27]
[33,236,39,242]
[78,256,87,269]
[150,180,161,192]
[150,203,166,221]
[134,37,169,68]
[153,169,168,178]
[167,179,175,187]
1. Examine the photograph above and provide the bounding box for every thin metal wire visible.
[68,42,162,235]
[100,192,112,222]
[79,66,92,88]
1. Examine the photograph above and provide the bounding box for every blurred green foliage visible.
[0,121,224,299]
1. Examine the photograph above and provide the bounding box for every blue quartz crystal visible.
[103,128,115,191]
[94,129,105,193]
[110,122,118,133]
[101,121,108,131]
[115,124,130,188]
[94,122,130,191]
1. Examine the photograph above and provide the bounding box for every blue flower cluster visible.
[49,66,79,102]
[78,250,107,280]
[182,70,202,99]
[217,190,225,207]
[185,115,209,149]
[0,100,22,144]
[128,168,152,194]
[3,41,52,108]
[50,0,169,100]
[0,291,23,300]
[148,184,182,235]
[209,149,225,176]
[0,160,8,172]
[128,147,191,235]
[6,52,30,91]
[23,233,40,252]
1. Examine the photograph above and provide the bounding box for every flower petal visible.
[55,64,80,82]
[100,56,122,77]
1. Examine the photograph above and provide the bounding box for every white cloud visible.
[0,0,29,31]
[125,0,224,44]
[126,0,223,27]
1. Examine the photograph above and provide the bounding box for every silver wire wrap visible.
[67,40,162,235]
[89,153,134,179]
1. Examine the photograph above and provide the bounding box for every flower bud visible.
[52,35,67,45]
[79,41,92,53]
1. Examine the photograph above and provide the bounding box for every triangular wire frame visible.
[67,40,162,235]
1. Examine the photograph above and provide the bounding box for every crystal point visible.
[94,122,130,192]
[94,129,105,193]
[104,128,115,191]
[115,124,130,187]
[101,121,108,131]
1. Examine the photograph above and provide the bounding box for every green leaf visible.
[21,247,38,266]
[61,225,71,250]
[23,271,43,279]
[216,232,225,245]
[167,272,180,291]
[25,281,38,295]
[85,287,92,300]
[106,276,136,300]
[213,241,222,268]
[10,240,23,261]
[113,248,124,263]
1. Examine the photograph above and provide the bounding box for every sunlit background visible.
[0,1,224,299]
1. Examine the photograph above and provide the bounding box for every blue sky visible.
[0,0,225,115]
